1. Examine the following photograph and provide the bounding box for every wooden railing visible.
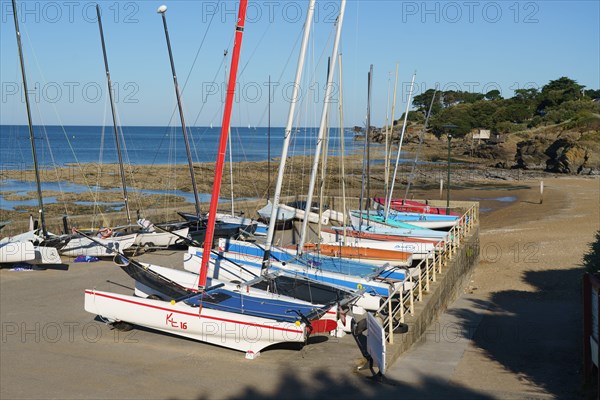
[376,202,480,343]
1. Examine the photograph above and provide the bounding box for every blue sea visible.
[0,125,365,168]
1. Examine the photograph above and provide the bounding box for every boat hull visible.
[350,211,458,230]
[130,263,347,333]
[134,227,189,248]
[60,234,136,257]
[0,241,36,263]
[257,200,297,224]
[84,289,307,357]
[297,243,412,265]
[319,231,435,260]
[373,197,460,216]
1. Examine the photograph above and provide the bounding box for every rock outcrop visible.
[513,137,552,170]
[544,138,590,173]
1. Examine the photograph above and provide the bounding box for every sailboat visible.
[84,2,355,358]
[2,0,70,264]
[60,6,142,257]
[184,0,419,309]
[168,0,385,312]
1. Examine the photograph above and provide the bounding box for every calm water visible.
[0,125,363,168]
[0,179,214,211]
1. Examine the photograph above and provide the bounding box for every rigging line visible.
[21,25,109,222]
[189,30,235,131]
[109,98,140,215]
[190,53,227,127]
[177,4,218,99]
[31,108,68,216]
[18,32,59,167]
[254,27,304,127]
[112,107,143,214]
[237,20,271,78]
[149,11,221,170]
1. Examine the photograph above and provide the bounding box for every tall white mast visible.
[261,0,316,268]
[385,72,416,221]
[298,0,346,254]
[383,72,392,194]
[224,50,235,216]
[384,64,399,206]
[337,53,348,244]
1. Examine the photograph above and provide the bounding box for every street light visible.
[442,124,457,215]
[447,133,452,215]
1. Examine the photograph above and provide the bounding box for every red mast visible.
[198,0,248,289]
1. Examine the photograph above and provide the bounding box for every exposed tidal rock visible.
[513,137,552,170]
[544,138,590,174]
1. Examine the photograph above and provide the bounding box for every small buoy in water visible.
[72,135,75,139]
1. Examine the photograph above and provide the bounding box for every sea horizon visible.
[0,124,368,168]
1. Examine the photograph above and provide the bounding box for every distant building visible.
[472,129,491,140]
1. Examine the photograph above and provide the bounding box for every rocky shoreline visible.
[365,122,600,175]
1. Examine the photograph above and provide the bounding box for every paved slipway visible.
[0,177,597,399]
[386,177,600,399]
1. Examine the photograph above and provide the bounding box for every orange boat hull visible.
[299,243,412,263]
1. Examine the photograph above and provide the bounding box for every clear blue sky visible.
[1,0,598,127]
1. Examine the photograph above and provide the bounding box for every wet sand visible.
[387,176,599,398]
[1,157,552,233]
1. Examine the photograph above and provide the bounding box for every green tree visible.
[430,104,475,137]
[513,88,539,103]
[537,77,585,112]
[485,89,503,101]
[584,89,600,99]
[413,89,442,115]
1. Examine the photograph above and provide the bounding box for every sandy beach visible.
[385,176,599,398]
[0,176,598,399]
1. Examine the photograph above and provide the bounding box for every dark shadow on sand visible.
[448,267,585,398]
[170,367,496,400]
[0,263,69,271]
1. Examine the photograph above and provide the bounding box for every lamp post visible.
[442,124,457,215]
[446,133,452,215]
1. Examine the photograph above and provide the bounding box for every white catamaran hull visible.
[130,263,347,332]
[60,234,136,257]
[257,201,327,225]
[32,246,62,264]
[0,241,63,264]
[257,200,295,223]
[84,289,307,358]
[214,213,265,235]
[134,227,189,248]
[0,241,35,263]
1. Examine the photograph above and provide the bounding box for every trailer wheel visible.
[353,318,368,336]
[111,321,133,332]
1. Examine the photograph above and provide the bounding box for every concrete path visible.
[386,296,484,384]
[385,294,557,399]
